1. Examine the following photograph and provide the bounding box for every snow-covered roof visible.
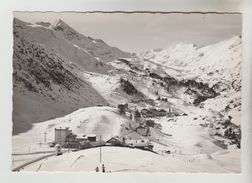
[136,125,147,129]
[87,134,97,137]
[55,126,70,130]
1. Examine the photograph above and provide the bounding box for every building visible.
[87,134,97,142]
[167,107,176,117]
[145,120,155,127]
[136,125,150,136]
[79,140,106,150]
[55,127,72,146]
[125,139,153,150]
[117,103,129,115]
[65,132,78,148]
[54,127,103,150]
[76,134,88,142]
[106,136,124,146]
[141,108,167,118]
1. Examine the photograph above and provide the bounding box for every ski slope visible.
[12,106,129,154]
[22,146,240,173]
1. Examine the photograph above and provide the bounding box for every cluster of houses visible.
[53,127,153,151]
[54,127,103,150]
[118,103,156,136]
[118,103,176,137]
[52,103,178,153]
[107,136,153,150]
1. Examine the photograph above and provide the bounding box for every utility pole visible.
[44,132,47,143]
[99,135,102,163]
[68,135,70,153]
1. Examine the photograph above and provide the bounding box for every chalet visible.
[106,136,124,146]
[117,103,129,114]
[145,120,155,127]
[140,108,153,118]
[79,140,106,150]
[167,107,177,117]
[125,139,153,150]
[131,109,141,122]
[141,108,167,118]
[76,134,88,141]
[75,134,88,146]
[136,125,150,136]
[65,133,78,148]
[87,134,97,142]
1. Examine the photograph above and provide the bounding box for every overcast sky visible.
[14,12,242,53]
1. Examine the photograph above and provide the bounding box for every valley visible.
[12,18,242,172]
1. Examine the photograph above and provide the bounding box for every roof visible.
[76,134,88,139]
[125,139,150,146]
[107,137,123,143]
[136,125,147,129]
[146,119,154,123]
[89,141,106,147]
[55,126,70,130]
[87,134,97,137]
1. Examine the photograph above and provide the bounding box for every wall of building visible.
[55,128,71,146]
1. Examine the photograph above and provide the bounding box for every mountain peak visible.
[53,19,67,27]
[51,19,83,40]
[13,17,31,28]
[52,19,71,30]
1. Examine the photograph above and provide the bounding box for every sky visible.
[14,12,242,53]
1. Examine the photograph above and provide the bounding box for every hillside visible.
[12,106,130,153]
[138,36,241,88]
[13,18,130,135]
[21,146,240,173]
[137,36,242,147]
[12,17,242,173]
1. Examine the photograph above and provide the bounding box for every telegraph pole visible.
[99,135,102,163]
[68,135,70,153]
[44,132,47,143]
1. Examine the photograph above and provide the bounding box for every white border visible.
[0,0,251,183]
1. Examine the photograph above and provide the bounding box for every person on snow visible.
[102,164,105,173]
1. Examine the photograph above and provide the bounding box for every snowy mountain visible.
[12,18,130,135]
[137,36,242,147]
[51,19,131,62]
[139,36,242,90]
[12,17,242,172]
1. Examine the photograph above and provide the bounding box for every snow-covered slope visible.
[12,18,242,173]
[138,36,241,116]
[14,18,117,74]
[22,146,240,173]
[12,106,129,153]
[52,19,131,63]
[13,34,108,135]
[137,36,242,149]
[139,36,242,88]
[13,18,131,134]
